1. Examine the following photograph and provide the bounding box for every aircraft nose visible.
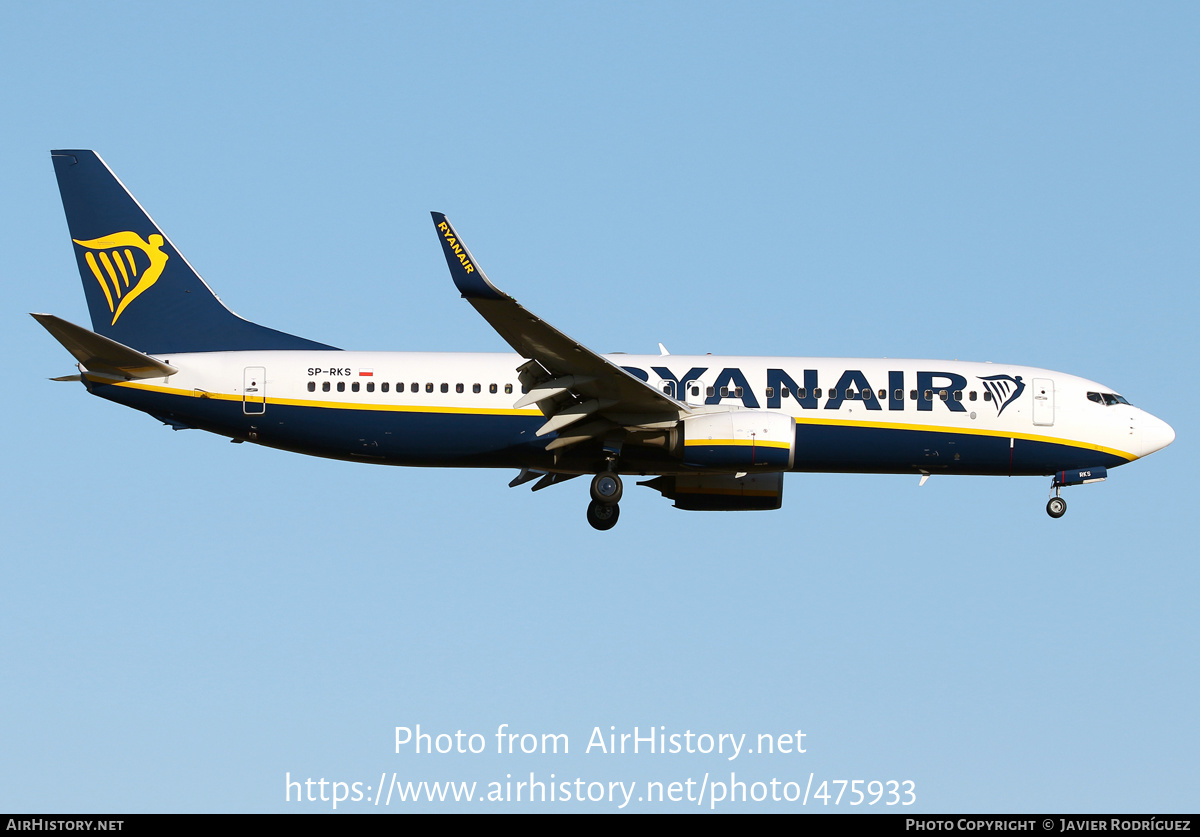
[1140,414,1176,457]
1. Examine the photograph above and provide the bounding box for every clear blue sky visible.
[2,1,1196,812]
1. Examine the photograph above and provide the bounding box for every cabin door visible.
[1032,377,1054,426]
[243,367,266,415]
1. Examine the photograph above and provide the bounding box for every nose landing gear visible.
[1046,495,1067,518]
[1045,467,1106,519]
[587,469,623,531]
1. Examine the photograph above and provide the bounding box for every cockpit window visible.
[1088,391,1132,406]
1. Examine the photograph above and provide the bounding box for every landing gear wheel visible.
[587,500,620,531]
[590,472,623,505]
[1046,497,1067,519]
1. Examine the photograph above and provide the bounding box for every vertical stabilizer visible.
[51,150,336,354]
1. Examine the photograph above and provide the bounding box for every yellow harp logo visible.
[73,232,169,325]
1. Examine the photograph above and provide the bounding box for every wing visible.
[431,213,688,449]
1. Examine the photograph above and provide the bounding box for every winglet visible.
[430,212,508,301]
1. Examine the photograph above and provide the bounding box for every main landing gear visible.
[587,470,623,531]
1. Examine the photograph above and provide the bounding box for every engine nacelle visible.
[680,410,796,470]
[640,473,785,511]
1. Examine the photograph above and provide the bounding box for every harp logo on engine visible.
[72,231,170,325]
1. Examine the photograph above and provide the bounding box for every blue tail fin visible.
[51,150,337,354]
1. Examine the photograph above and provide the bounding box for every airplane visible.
[34,150,1175,530]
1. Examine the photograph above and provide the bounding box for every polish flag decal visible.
[359,369,373,377]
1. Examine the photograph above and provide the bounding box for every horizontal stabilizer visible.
[31,313,177,379]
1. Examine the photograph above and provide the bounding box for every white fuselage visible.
[96,350,1174,474]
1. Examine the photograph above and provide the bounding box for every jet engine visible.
[679,410,796,470]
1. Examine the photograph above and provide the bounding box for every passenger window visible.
[910,390,917,400]
[367,382,374,392]
[490,384,497,394]
[505,384,513,394]
[706,387,715,397]
[877,389,885,400]
[828,389,838,399]
[456,383,464,393]
[939,390,947,401]
[441,383,449,393]
[765,387,775,398]
[797,388,807,399]
[735,387,744,398]
[352,381,360,392]
[813,388,822,398]
[337,382,345,393]
[953,390,962,401]
[307,381,315,392]
[983,391,992,401]
[924,390,932,401]
[382,383,389,393]
[322,381,330,392]
[969,391,976,401]
[691,386,700,397]
[894,389,903,401]
[426,383,433,393]
[473,383,481,393]
[720,387,729,397]
[781,386,790,398]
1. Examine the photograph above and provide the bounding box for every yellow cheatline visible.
[683,438,792,449]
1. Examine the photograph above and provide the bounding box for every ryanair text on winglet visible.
[438,221,476,274]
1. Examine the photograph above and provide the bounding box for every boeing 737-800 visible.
[34,150,1175,529]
